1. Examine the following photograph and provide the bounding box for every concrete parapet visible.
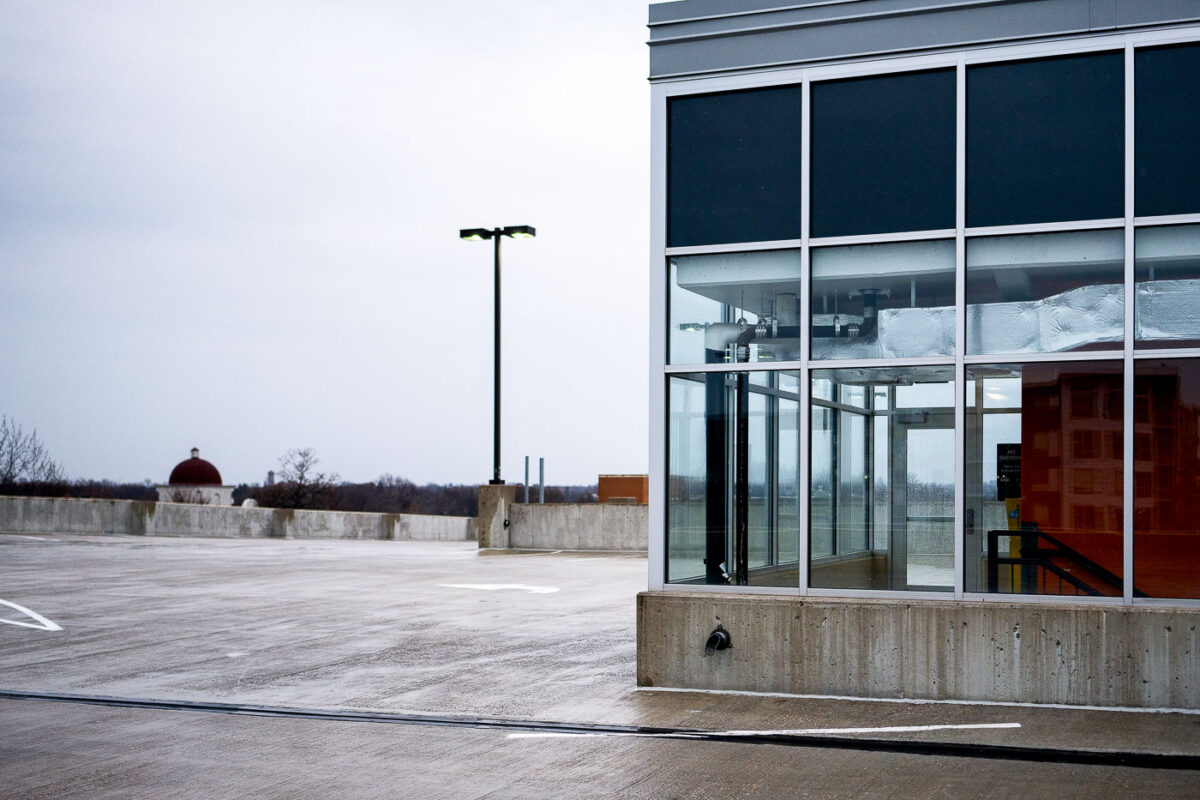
[637,591,1200,709]
[509,503,648,551]
[0,496,474,542]
[475,484,516,549]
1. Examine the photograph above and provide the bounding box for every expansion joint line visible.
[2,690,1196,771]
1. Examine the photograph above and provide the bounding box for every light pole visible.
[459,225,536,485]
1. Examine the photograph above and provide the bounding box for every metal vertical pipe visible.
[491,229,503,485]
[524,456,529,503]
[735,372,749,585]
[539,458,545,504]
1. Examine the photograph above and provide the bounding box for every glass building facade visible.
[654,32,1200,604]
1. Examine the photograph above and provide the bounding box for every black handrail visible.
[986,528,1145,596]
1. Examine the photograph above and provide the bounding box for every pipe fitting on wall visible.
[704,622,732,656]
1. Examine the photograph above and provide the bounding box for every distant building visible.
[598,474,648,504]
[157,448,234,505]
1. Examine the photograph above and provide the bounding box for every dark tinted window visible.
[811,69,955,237]
[1136,43,1200,217]
[968,52,1123,227]
[668,86,803,247]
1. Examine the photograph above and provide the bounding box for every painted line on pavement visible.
[0,599,62,631]
[438,583,560,594]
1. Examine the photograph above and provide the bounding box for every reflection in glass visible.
[810,240,955,360]
[967,52,1123,227]
[668,86,804,248]
[669,250,803,365]
[1135,225,1200,349]
[811,68,955,237]
[667,375,708,583]
[1136,43,1200,218]
[966,229,1124,355]
[667,372,800,586]
[810,366,955,591]
[1134,359,1200,599]
[965,362,1124,596]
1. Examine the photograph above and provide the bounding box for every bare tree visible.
[0,415,64,485]
[261,447,339,509]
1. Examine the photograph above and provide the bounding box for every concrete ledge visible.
[0,496,474,542]
[509,503,648,551]
[637,591,1200,709]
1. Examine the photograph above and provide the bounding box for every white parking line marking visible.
[0,599,63,631]
[506,722,1021,740]
[438,583,560,594]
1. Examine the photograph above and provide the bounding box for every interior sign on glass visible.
[997,444,1021,500]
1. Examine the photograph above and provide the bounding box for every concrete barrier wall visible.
[508,503,647,551]
[637,592,1200,709]
[0,496,475,542]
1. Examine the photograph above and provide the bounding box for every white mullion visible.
[1133,348,1200,360]
[665,361,806,375]
[954,55,967,600]
[799,76,812,595]
[965,218,1125,237]
[963,350,1124,366]
[649,83,668,592]
[1133,212,1200,227]
[1123,42,1136,606]
[809,228,956,247]
[810,356,956,370]
[665,238,804,257]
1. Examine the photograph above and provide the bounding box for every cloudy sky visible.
[1,1,652,486]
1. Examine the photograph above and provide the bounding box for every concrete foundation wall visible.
[638,592,1200,709]
[508,503,648,551]
[0,496,474,542]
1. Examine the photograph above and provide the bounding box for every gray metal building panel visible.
[649,0,1015,39]
[648,0,1200,78]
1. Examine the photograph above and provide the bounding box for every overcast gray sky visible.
[1,1,651,487]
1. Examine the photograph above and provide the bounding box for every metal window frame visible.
[649,23,1200,607]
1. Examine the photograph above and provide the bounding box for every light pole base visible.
[489,479,505,485]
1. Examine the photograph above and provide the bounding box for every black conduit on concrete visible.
[3,690,1198,770]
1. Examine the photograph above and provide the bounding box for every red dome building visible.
[157,448,234,505]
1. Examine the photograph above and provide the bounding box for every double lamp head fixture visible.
[459,225,536,241]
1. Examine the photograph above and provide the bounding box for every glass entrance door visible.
[890,412,955,590]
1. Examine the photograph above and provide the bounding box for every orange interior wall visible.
[1133,365,1200,598]
[1019,364,1124,595]
[598,475,649,504]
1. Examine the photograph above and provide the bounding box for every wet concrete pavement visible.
[2,533,1198,797]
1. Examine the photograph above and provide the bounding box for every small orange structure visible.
[598,474,648,505]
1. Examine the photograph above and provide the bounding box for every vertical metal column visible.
[491,231,503,485]
[538,457,545,504]
[524,456,530,503]
[735,373,750,585]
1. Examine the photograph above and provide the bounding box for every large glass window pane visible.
[967,52,1123,227]
[1134,359,1200,599]
[668,86,803,247]
[667,374,708,583]
[1136,43,1200,218]
[811,240,955,360]
[810,366,955,592]
[1135,224,1200,349]
[810,69,955,237]
[669,250,803,365]
[965,362,1124,596]
[966,229,1124,355]
[667,371,800,587]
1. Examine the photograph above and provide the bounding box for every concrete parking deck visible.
[2,533,1199,798]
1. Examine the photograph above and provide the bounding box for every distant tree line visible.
[0,433,598,516]
[238,475,598,515]
[0,478,158,501]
